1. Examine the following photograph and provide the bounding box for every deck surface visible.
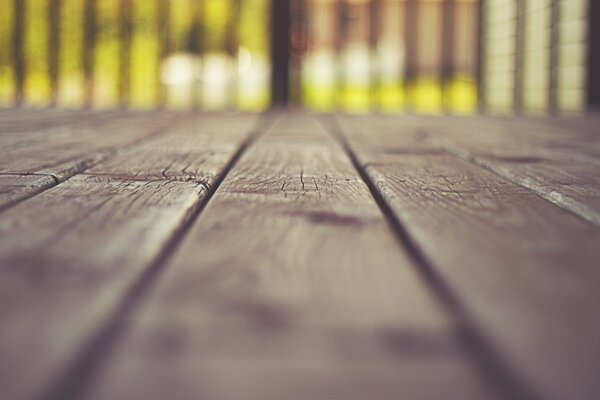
[0,110,599,400]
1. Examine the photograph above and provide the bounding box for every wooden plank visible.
[0,109,112,133]
[0,174,57,212]
[84,113,495,400]
[361,114,600,225]
[463,157,600,226]
[507,116,600,159]
[407,115,600,226]
[87,113,262,181]
[0,113,261,400]
[0,111,176,210]
[335,114,600,400]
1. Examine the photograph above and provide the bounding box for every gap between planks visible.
[39,111,278,400]
[79,112,496,400]
[319,115,543,400]
[391,115,600,227]
[444,147,600,227]
[0,112,187,213]
[327,114,600,400]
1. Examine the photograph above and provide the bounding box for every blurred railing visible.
[297,0,480,114]
[0,0,595,114]
[479,0,590,115]
[0,0,271,110]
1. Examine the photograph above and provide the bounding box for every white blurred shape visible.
[161,53,200,86]
[238,46,253,73]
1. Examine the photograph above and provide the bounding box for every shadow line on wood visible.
[37,112,278,400]
[318,114,544,400]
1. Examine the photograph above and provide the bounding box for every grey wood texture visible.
[336,114,600,400]
[0,109,115,133]
[430,117,600,225]
[0,174,57,211]
[0,113,260,400]
[83,114,494,400]
[0,112,177,210]
[0,110,598,400]
[373,115,600,225]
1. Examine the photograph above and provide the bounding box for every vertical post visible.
[48,0,61,106]
[586,0,600,110]
[290,0,308,105]
[441,0,455,112]
[513,0,525,113]
[189,0,204,110]
[369,0,381,110]
[225,0,242,109]
[119,0,132,108]
[270,0,291,107]
[404,0,418,111]
[548,0,560,115]
[476,0,486,113]
[157,0,170,108]
[13,0,25,106]
[83,0,96,108]
[334,0,346,110]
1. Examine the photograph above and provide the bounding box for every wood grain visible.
[87,113,262,181]
[0,109,114,134]
[0,114,260,400]
[336,114,600,400]
[84,114,495,400]
[0,174,58,212]
[0,112,174,177]
[0,112,177,210]
[384,115,600,225]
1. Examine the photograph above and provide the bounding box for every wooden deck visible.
[0,110,599,400]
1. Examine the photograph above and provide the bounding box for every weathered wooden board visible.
[369,115,600,225]
[84,114,495,400]
[0,109,114,134]
[0,112,176,177]
[336,114,600,400]
[0,114,261,400]
[0,112,177,210]
[513,115,600,144]
[87,113,262,181]
[465,156,600,226]
[0,174,58,212]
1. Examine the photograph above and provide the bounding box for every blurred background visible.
[0,0,595,114]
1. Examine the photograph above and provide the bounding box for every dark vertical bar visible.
[441,0,455,112]
[548,0,560,115]
[586,0,600,110]
[225,0,242,109]
[476,0,486,112]
[48,0,61,106]
[513,0,525,113]
[119,0,132,108]
[369,0,381,110]
[404,0,418,110]
[157,0,170,108]
[83,0,96,108]
[334,0,345,110]
[290,0,308,105]
[270,0,291,107]
[189,0,204,110]
[13,0,25,106]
